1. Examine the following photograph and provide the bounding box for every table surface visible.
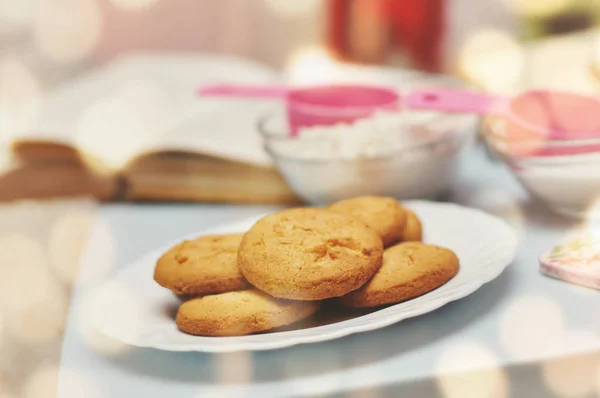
[56,144,600,398]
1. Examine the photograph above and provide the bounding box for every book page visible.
[19,53,282,169]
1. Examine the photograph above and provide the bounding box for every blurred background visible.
[2,1,600,398]
[2,0,600,95]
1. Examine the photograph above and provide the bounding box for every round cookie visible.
[402,208,423,242]
[338,242,459,308]
[238,208,384,300]
[154,234,249,296]
[176,289,320,336]
[327,196,406,247]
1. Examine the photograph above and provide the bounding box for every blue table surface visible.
[57,145,600,398]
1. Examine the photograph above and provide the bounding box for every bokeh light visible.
[48,208,98,286]
[503,0,575,18]
[594,34,600,67]
[80,102,144,169]
[286,46,337,85]
[216,352,253,384]
[282,347,343,395]
[596,361,600,395]
[344,364,384,398]
[77,293,129,357]
[53,369,106,398]
[0,383,16,398]
[71,217,116,288]
[6,292,66,345]
[75,81,173,170]
[23,365,59,398]
[0,234,47,309]
[263,0,321,17]
[348,388,380,398]
[458,29,524,93]
[80,324,129,357]
[528,37,597,94]
[0,311,4,346]
[435,341,509,398]
[593,33,600,88]
[0,0,37,26]
[0,56,41,142]
[75,99,149,169]
[499,294,565,359]
[34,0,103,64]
[109,0,159,11]
[0,234,67,344]
[542,330,600,397]
[583,192,600,222]
[83,281,144,344]
[0,200,48,237]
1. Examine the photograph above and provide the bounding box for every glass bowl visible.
[484,115,600,218]
[258,109,477,205]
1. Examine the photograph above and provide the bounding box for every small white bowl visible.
[258,110,477,205]
[484,116,600,219]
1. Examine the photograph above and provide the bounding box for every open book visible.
[0,53,451,204]
[1,53,305,203]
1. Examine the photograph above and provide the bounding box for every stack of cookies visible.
[153,196,459,336]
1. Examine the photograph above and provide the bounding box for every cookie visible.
[176,289,320,336]
[338,242,459,308]
[238,208,384,300]
[154,234,249,296]
[327,196,406,247]
[402,208,423,242]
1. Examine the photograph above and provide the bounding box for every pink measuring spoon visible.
[406,88,600,140]
[199,83,600,146]
[199,83,400,136]
[408,88,600,156]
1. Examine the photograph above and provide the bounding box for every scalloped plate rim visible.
[91,200,519,352]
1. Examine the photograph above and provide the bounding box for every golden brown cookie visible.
[338,242,459,308]
[238,208,384,300]
[176,289,320,336]
[154,234,249,296]
[402,208,423,242]
[327,196,406,247]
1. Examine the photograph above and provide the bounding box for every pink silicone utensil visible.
[406,88,600,138]
[198,83,400,136]
[198,84,289,99]
[199,83,600,152]
[404,88,504,114]
[407,88,600,156]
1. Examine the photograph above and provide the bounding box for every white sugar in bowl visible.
[258,109,477,205]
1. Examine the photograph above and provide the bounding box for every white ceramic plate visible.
[92,201,518,352]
